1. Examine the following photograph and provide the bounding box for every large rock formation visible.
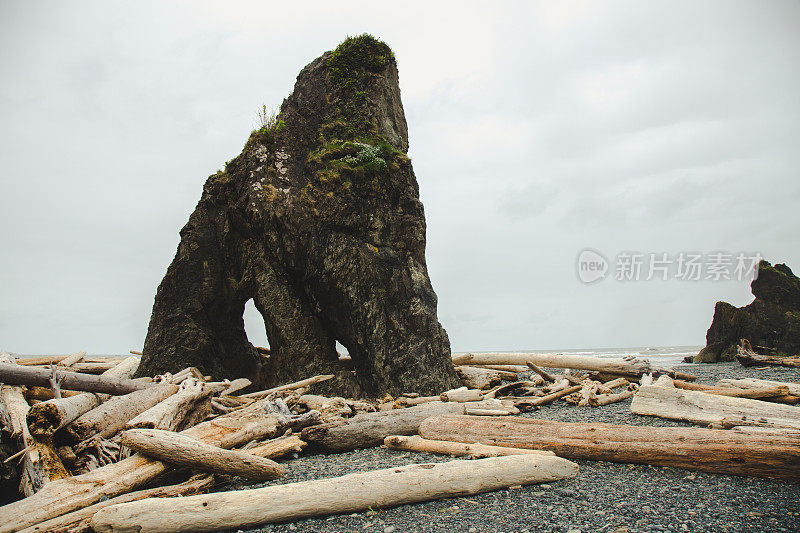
[136,35,461,397]
[695,260,800,362]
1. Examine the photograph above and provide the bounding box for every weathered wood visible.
[718,378,800,397]
[125,379,212,432]
[464,364,528,373]
[456,366,505,389]
[383,434,555,458]
[439,387,483,402]
[90,454,579,533]
[65,383,179,442]
[419,414,800,479]
[120,429,285,481]
[16,355,121,366]
[220,378,252,396]
[631,385,800,429]
[455,352,673,376]
[242,374,335,399]
[0,384,69,496]
[672,380,789,399]
[0,362,147,396]
[57,351,86,368]
[0,396,287,533]
[245,434,306,458]
[515,385,582,409]
[589,389,634,406]
[301,402,466,453]
[737,352,800,368]
[17,474,214,533]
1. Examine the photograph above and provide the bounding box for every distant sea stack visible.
[136,35,461,397]
[695,260,800,362]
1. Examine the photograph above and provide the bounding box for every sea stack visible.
[136,35,461,397]
[695,260,800,362]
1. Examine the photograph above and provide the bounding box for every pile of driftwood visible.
[1,349,799,533]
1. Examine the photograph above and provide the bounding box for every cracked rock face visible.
[136,35,461,397]
[696,260,800,362]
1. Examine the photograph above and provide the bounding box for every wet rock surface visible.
[697,260,800,362]
[137,35,460,397]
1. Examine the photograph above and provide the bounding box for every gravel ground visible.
[221,363,800,533]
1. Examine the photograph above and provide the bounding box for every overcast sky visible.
[1,1,798,355]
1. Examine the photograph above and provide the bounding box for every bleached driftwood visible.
[16,355,121,366]
[439,387,483,402]
[718,378,800,397]
[26,357,140,436]
[672,379,789,399]
[126,379,215,432]
[297,394,353,421]
[220,378,251,396]
[120,429,285,481]
[0,363,148,395]
[90,454,579,533]
[65,383,179,442]
[56,351,86,368]
[419,414,800,479]
[384,435,555,458]
[589,389,635,406]
[0,396,292,533]
[17,474,214,533]
[631,385,800,429]
[245,434,306,458]
[301,401,466,453]
[514,385,582,409]
[242,374,335,399]
[455,366,504,390]
[463,364,528,373]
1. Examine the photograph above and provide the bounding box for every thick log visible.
[718,378,800,397]
[737,352,800,368]
[125,380,212,431]
[245,434,306,458]
[26,357,142,437]
[439,387,483,402]
[455,352,671,376]
[16,355,121,366]
[383,435,555,458]
[672,380,789,399]
[464,364,528,373]
[0,362,146,396]
[90,454,579,533]
[57,351,86,368]
[301,402,466,452]
[120,429,285,481]
[64,383,179,442]
[455,366,504,390]
[419,415,800,479]
[631,385,800,429]
[17,474,214,533]
[589,389,634,406]
[242,374,335,399]
[0,396,288,533]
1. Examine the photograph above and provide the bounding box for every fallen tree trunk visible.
[126,380,214,431]
[242,374,335,399]
[64,382,179,442]
[15,355,121,366]
[90,454,579,533]
[17,474,214,533]
[301,402,466,453]
[718,378,800,397]
[737,352,800,368]
[0,362,148,395]
[589,389,634,406]
[631,385,800,429]
[419,415,800,479]
[0,396,290,533]
[453,352,686,379]
[26,357,141,436]
[246,434,306,458]
[56,351,86,368]
[120,429,285,481]
[672,380,789,399]
[455,366,504,390]
[383,435,555,458]
[439,387,483,402]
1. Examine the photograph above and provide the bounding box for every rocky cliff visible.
[136,35,461,396]
[696,260,800,362]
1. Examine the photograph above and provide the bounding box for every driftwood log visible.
[0,362,148,395]
[631,385,800,429]
[242,374,335,399]
[383,435,555,458]
[65,382,179,442]
[120,429,285,481]
[17,474,214,533]
[455,366,504,390]
[90,454,579,533]
[419,414,800,479]
[26,357,141,436]
[301,401,465,453]
[126,379,215,431]
[0,396,294,533]
[736,352,800,368]
[718,378,800,397]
